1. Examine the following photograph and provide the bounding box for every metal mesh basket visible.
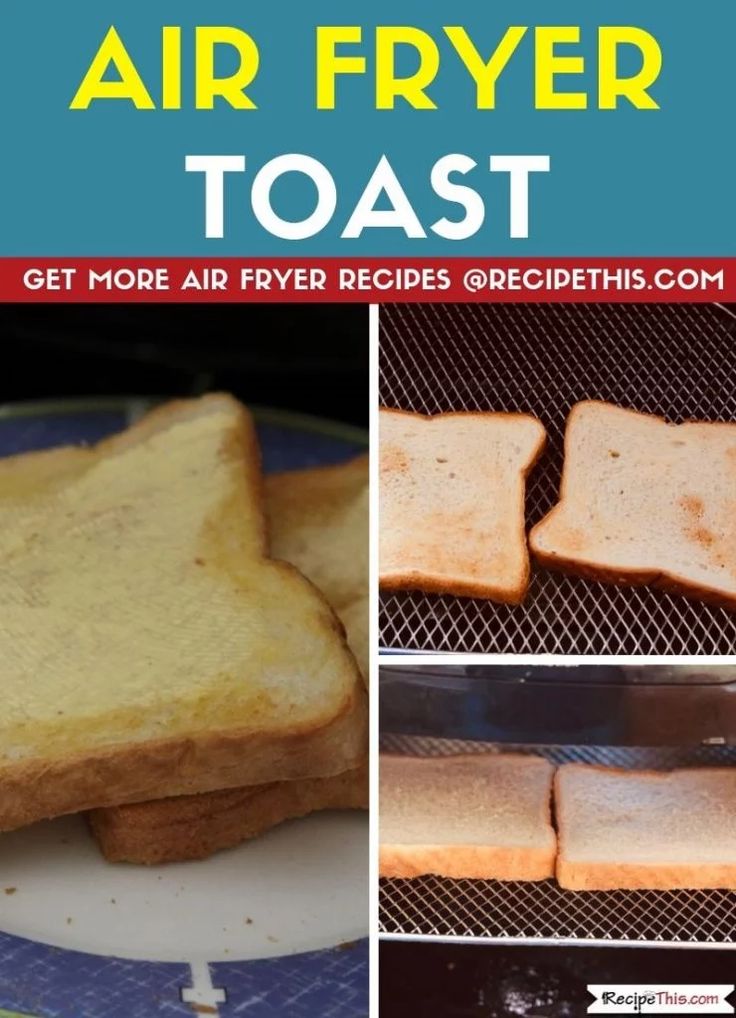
[379,736,736,948]
[379,303,736,655]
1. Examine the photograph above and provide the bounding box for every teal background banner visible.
[1,1,734,255]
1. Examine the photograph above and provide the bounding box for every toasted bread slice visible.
[0,395,366,831]
[90,763,368,864]
[530,401,736,609]
[89,454,369,863]
[267,455,368,614]
[556,763,736,891]
[266,455,368,679]
[379,409,546,603]
[380,754,556,881]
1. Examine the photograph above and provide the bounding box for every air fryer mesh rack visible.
[379,303,736,655]
[379,736,736,948]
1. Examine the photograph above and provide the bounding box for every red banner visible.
[3,258,735,302]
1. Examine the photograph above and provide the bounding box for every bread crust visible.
[0,685,367,832]
[555,763,736,891]
[90,763,368,865]
[379,571,529,604]
[557,858,736,892]
[379,407,547,602]
[0,395,365,830]
[530,400,736,611]
[379,843,555,881]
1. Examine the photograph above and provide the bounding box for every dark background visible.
[380,941,736,1017]
[0,305,368,427]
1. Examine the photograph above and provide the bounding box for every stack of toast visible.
[0,394,368,864]
[380,754,736,891]
[380,401,736,610]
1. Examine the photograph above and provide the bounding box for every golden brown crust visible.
[90,763,368,864]
[530,400,736,612]
[379,571,528,604]
[379,406,545,429]
[379,843,555,882]
[379,407,547,602]
[557,858,736,892]
[0,685,367,832]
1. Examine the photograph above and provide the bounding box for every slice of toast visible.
[530,400,736,609]
[379,754,556,881]
[556,764,736,890]
[89,454,369,863]
[89,763,368,864]
[267,455,368,616]
[266,455,368,679]
[379,409,546,602]
[0,395,366,831]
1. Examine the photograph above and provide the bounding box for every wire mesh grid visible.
[379,303,736,655]
[379,736,736,947]
[379,734,736,769]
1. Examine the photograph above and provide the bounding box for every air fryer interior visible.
[379,303,736,655]
[379,734,736,948]
[379,664,736,746]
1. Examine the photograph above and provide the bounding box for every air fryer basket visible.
[379,735,736,949]
[379,303,736,654]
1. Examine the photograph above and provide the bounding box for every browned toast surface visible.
[89,453,369,863]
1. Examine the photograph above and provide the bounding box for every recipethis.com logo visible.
[588,984,734,1015]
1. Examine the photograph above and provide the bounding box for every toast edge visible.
[0,684,368,832]
[90,763,368,865]
[379,842,556,882]
[556,857,736,892]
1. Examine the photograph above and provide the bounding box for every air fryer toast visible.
[89,454,369,863]
[90,763,368,864]
[556,763,736,890]
[266,455,368,679]
[380,409,546,603]
[531,401,736,610]
[0,395,366,831]
[380,754,556,881]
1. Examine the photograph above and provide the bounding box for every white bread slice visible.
[379,409,546,603]
[530,400,736,609]
[556,764,736,891]
[380,754,556,881]
[0,395,366,831]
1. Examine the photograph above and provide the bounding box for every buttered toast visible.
[380,409,546,602]
[89,453,369,863]
[0,395,365,831]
